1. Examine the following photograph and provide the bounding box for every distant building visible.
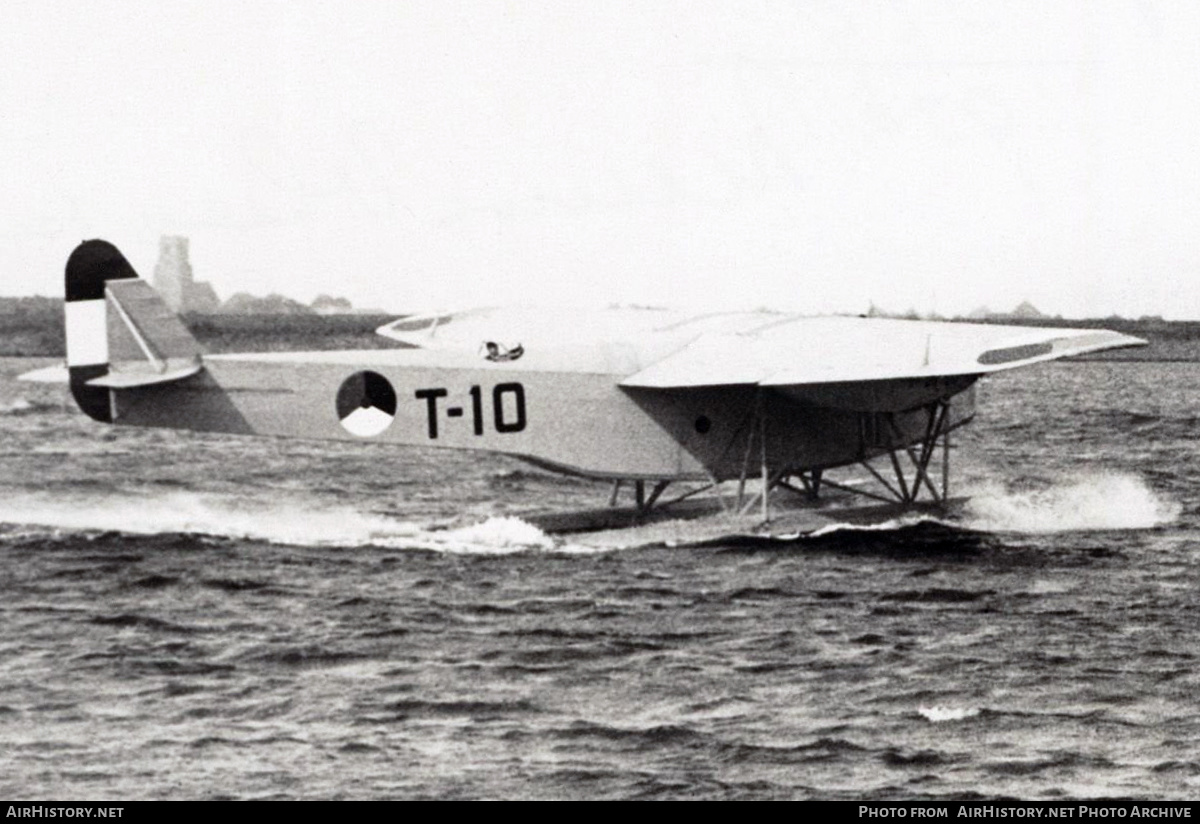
[153,236,220,313]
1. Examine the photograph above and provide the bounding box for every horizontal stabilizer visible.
[17,364,69,383]
[85,363,204,388]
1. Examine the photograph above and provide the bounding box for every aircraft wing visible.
[620,317,1146,389]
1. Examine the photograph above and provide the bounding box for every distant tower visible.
[152,236,219,313]
[153,236,193,313]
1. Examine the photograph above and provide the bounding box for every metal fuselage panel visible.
[112,358,691,478]
[109,356,977,481]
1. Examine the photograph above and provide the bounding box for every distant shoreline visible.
[0,303,403,356]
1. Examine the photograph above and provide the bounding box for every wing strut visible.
[600,394,959,527]
[734,389,786,521]
[608,478,672,515]
[777,399,955,510]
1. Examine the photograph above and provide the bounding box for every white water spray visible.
[0,491,556,554]
[961,472,1179,533]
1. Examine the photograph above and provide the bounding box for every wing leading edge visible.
[619,317,1146,389]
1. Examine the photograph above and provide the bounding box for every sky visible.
[3,1,1199,318]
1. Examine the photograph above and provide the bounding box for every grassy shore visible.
[2,298,1198,360]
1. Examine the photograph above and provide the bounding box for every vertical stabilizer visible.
[64,240,203,421]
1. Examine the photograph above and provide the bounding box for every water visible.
[1,357,1198,800]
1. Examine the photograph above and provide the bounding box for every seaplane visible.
[37,239,1145,538]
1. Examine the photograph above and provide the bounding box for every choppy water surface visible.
[1,358,1199,800]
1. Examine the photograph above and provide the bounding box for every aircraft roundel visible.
[336,371,397,437]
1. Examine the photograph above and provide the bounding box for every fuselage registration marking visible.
[414,383,527,439]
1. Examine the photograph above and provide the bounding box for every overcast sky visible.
[3,1,1199,318]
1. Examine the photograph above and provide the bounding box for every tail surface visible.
[65,240,204,422]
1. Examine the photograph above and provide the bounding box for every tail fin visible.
[65,240,203,422]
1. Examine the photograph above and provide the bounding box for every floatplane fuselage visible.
[47,240,1144,530]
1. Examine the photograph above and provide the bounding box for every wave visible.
[803,515,948,539]
[918,706,982,723]
[0,397,57,416]
[442,516,555,551]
